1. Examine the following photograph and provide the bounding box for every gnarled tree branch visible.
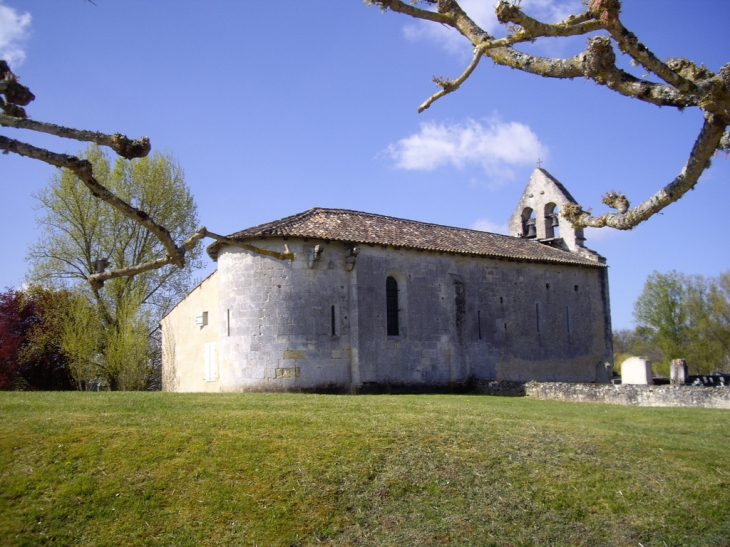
[562,115,727,229]
[0,114,150,159]
[369,0,730,231]
[495,3,603,38]
[419,49,482,113]
[0,135,184,268]
[0,60,203,289]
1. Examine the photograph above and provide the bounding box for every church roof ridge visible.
[242,206,518,238]
[207,207,604,267]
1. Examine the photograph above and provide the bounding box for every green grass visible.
[1,393,729,546]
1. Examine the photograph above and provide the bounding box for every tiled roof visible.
[207,208,604,267]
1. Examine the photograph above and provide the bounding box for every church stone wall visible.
[161,272,220,392]
[217,240,354,392]
[203,237,611,393]
[352,245,611,389]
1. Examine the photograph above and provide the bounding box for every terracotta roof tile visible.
[207,208,604,267]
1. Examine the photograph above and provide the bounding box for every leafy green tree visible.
[634,270,730,375]
[687,273,730,372]
[28,145,202,390]
[57,289,158,391]
[711,272,730,360]
[634,271,688,374]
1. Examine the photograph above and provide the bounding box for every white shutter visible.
[204,342,218,381]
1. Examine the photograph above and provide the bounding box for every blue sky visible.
[1,0,729,330]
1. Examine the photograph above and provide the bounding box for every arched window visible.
[522,207,536,238]
[544,203,560,239]
[386,276,399,336]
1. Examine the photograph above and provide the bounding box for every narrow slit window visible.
[386,276,399,336]
[477,311,482,340]
[331,305,336,336]
[566,306,571,334]
[536,303,540,333]
[227,309,230,337]
[454,282,465,339]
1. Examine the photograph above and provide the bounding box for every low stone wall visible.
[472,380,527,397]
[524,381,730,409]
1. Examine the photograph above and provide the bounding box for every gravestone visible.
[670,359,688,385]
[621,357,653,385]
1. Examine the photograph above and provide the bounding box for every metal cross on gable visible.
[536,158,543,168]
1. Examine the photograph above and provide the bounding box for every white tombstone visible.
[621,357,653,385]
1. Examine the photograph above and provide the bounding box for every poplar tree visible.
[27,146,202,390]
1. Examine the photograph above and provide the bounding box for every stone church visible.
[161,168,613,393]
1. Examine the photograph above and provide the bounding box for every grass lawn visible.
[1,392,728,546]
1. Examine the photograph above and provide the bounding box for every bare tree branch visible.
[562,115,727,229]
[370,0,730,231]
[494,3,603,38]
[86,227,208,290]
[0,135,185,267]
[419,50,482,113]
[607,22,693,93]
[0,114,150,159]
[86,256,178,291]
[2,56,300,289]
[84,227,296,290]
[581,36,696,109]
[367,0,451,25]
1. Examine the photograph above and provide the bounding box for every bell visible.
[526,221,537,238]
[551,214,559,228]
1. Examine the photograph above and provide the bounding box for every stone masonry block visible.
[283,349,306,360]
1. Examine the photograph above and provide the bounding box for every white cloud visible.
[403,0,583,57]
[385,117,548,180]
[472,217,509,235]
[0,2,31,67]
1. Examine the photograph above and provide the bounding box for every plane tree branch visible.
[0,114,150,159]
[0,134,185,264]
[561,114,728,229]
[0,61,207,289]
[367,0,730,230]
